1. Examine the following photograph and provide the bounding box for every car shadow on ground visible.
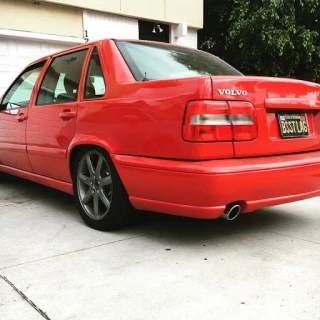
[0,173,302,244]
[0,173,76,213]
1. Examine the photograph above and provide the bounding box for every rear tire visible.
[72,147,134,231]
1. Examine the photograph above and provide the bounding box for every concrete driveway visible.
[0,173,319,320]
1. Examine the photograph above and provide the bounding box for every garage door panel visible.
[17,42,42,59]
[0,38,70,96]
[40,43,70,56]
[0,41,9,57]
[0,70,12,95]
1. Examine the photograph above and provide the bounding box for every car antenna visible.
[142,72,148,82]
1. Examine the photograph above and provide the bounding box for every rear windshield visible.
[116,41,243,81]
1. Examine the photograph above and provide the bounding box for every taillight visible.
[183,100,257,142]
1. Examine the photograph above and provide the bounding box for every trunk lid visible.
[211,76,320,157]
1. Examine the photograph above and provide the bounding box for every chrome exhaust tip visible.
[220,204,241,221]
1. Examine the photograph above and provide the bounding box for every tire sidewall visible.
[72,147,130,230]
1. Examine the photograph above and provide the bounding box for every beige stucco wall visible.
[45,0,203,29]
[0,0,83,37]
[166,0,203,30]
[121,0,165,22]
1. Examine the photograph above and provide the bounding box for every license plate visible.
[278,113,309,138]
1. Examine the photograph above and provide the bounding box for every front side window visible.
[36,49,88,105]
[1,62,45,109]
[84,47,106,99]
[116,41,243,81]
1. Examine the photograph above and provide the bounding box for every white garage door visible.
[0,38,71,97]
[84,11,139,42]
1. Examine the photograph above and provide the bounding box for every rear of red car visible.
[183,76,320,158]
[112,40,320,220]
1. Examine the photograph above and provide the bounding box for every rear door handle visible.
[16,113,28,122]
[59,110,77,120]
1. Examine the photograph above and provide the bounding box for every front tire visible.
[73,148,133,231]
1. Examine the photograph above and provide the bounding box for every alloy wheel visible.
[77,150,113,220]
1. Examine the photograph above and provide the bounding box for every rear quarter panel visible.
[73,41,234,160]
[211,76,320,157]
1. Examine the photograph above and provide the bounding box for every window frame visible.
[35,47,91,107]
[0,60,47,110]
[80,45,109,102]
[83,46,107,101]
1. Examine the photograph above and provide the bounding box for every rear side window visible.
[116,41,243,81]
[84,47,106,99]
[36,49,88,105]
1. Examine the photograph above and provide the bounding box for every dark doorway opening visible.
[138,20,169,43]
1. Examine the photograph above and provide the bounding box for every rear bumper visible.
[111,151,320,219]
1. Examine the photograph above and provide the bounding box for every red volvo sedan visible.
[0,39,319,230]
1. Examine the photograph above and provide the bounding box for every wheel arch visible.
[68,137,114,179]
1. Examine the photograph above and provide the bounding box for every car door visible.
[26,48,89,182]
[0,61,46,171]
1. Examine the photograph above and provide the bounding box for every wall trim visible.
[0,28,85,45]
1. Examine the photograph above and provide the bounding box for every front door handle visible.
[59,110,77,120]
[16,113,27,122]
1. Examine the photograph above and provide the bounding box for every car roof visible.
[30,39,108,65]
[29,38,202,66]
